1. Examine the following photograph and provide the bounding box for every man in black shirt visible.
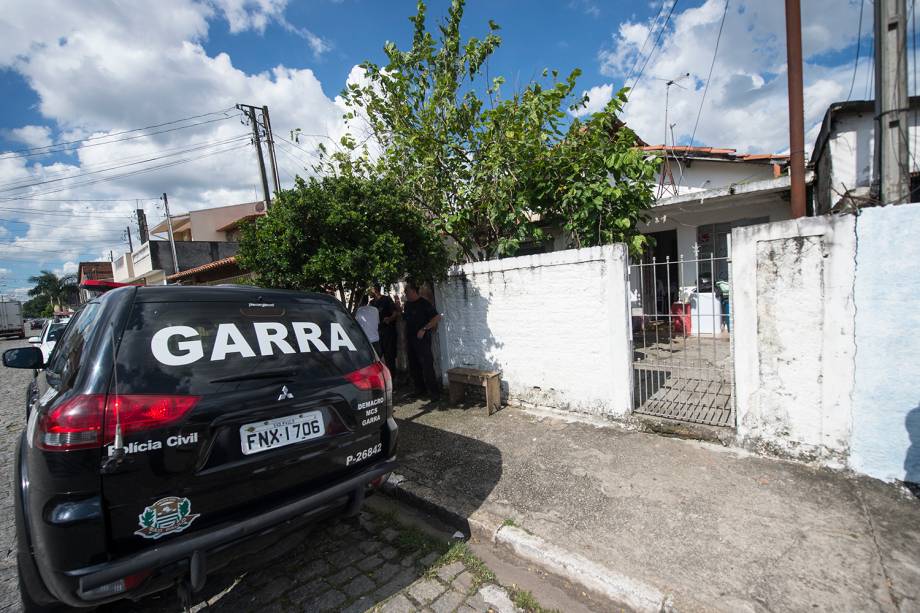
[402,280,442,400]
[369,286,398,374]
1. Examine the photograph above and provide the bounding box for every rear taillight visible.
[36,394,199,451]
[37,394,106,450]
[345,362,392,391]
[104,395,200,440]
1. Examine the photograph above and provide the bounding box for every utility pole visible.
[125,226,134,252]
[237,103,272,208]
[137,208,149,244]
[161,193,180,275]
[262,105,282,194]
[784,0,807,218]
[874,0,911,204]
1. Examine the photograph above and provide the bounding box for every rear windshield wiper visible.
[210,368,297,383]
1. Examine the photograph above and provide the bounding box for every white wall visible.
[731,215,857,461]
[662,159,777,196]
[826,111,920,201]
[849,203,920,483]
[435,245,633,417]
[189,201,263,241]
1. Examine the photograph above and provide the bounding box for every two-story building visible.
[112,201,265,285]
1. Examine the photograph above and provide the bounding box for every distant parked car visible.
[30,318,46,330]
[28,318,70,362]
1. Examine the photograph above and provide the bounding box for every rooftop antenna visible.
[654,73,690,198]
[101,322,125,473]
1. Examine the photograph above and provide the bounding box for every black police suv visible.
[3,285,397,610]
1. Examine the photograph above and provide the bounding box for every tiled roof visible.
[167,256,238,281]
[639,145,789,162]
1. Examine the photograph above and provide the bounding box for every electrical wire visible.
[847,0,865,101]
[0,108,237,160]
[622,1,669,90]
[0,133,249,192]
[0,134,251,194]
[865,25,875,99]
[0,143,250,202]
[683,0,729,164]
[630,0,679,94]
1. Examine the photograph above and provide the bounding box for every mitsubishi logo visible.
[277,385,294,401]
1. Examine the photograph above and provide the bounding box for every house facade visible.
[112,201,264,285]
[76,261,113,303]
[810,96,920,214]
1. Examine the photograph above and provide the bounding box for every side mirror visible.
[3,347,43,370]
[28,337,40,344]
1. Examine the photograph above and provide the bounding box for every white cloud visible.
[570,83,615,117]
[598,0,866,154]
[57,261,78,276]
[8,125,53,148]
[0,0,348,276]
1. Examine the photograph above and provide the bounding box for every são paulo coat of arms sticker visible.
[135,496,200,539]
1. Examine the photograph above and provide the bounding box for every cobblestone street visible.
[0,335,535,613]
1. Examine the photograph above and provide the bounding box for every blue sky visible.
[0,0,872,296]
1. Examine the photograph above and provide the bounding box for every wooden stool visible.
[446,367,502,415]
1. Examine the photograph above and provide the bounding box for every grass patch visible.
[429,541,495,589]
[501,517,518,528]
[509,587,561,613]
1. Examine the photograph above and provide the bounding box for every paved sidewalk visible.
[391,399,920,612]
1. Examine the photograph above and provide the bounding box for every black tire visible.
[13,438,67,612]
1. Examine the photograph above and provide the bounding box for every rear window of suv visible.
[114,301,375,394]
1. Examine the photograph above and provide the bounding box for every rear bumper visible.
[65,459,396,605]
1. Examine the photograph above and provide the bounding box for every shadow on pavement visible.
[390,408,503,536]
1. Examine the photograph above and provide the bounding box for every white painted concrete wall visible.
[435,245,633,416]
[849,203,920,483]
[825,111,920,204]
[662,159,777,196]
[731,215,857,461]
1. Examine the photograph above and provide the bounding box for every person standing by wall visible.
[403,280,442,400]
[370,286,398,374]
[355,294,381,354]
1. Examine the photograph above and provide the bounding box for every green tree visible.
[236,175,449,311]
[22,294,52,318]
[335,0,659,260]
[27,271,76,312]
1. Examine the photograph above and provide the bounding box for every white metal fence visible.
[628,254,734,428]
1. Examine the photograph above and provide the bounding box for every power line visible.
[847,0,866,101]
[683,0,729,158]
[0,143,250,202]
[0,133,248,191]
[865,22,876,99]
[0,108,237,160]
[622,1,669,89]
[0,217,132,228]
[630,0,679,94]
[0,134,250,194]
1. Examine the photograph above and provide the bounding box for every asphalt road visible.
[0,334,502,612]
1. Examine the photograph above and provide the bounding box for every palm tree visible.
[27,270,77,312]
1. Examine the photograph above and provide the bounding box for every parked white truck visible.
[0,301,24,338]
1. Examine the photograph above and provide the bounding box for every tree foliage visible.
[334,0,659,260]
[27,271,76,312]
[22,294,52,318]
[236,175,449,311]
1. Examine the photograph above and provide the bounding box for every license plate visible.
[240,411,325,456]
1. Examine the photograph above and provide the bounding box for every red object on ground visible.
[671,302,691,335]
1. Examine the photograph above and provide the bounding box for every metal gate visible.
[628,253,734,428]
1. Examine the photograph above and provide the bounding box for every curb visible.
[382,475,672,613]
[494,525,669,613]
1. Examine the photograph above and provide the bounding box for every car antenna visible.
[101,322,126,472]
